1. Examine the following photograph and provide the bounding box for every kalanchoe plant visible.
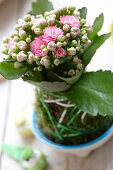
[0,0,113,144]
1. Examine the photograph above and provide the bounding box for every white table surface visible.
[0,0,113,169]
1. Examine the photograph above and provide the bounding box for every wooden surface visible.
[0,0,113,169]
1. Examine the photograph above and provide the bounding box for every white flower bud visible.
[38,66,43,71]
[12,53,17,59]
[82,35,88,42]
[34,28,42,35]
[24,14,31,21]
[19,29,26,38]
[3,37,9,43]
[73,11,80,16]
[41,18,47,26]
[27,59,34,64]
[26,38,31,43]
[44,11,51,17]
[63,24,70,32]
[66,33,70,38]
[12,44,17,51]
[15,24,20,30]
[47,17,55,25]
[57,42,62,48]
[68,69,75,76]
[36,14,43,18]
[87,40,91,45]
[51,14,56,18]
[67,47,76,56]
[18,19,28,28]
[87,27,93,33]
[72,40,77,46]
[62,42,67,46]
[73,56,79,63]
[42,48,48,55]
[76,47,80,51]
[40,57,50,67]
[77,63,82,69]
[31,26,36,31]
[80,49,84,53]
[13,36,19,42]
[71,32,77,38]
[57,35,65,42]
[14,62,22,69]
[17,51,27,62]
[28,21,33,27]
[81,30,87,35]
[81,19,86,24]
[8,48,13,55]
[54,59,60,66]
[84,23,92,28]
[10,32,16,38]
[47,41,56,51]
[17,41,27,50]
[36,60,40,65]
[28,53,34,60]
[1,48,8,54]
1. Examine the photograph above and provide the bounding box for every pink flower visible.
[43,26,64,43]
[7,40,14,49]
[60,15,80,28]
[53,48,66,58]
[30,36,47,57]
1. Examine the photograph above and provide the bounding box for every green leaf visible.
[29,0,54,16]
[62,70,113,116]
[22,69,44,82]
[83,33,110,67]
[25,80,70,92]
[79,7,87,19]
[89,13,104,40]
[0,62,28,80]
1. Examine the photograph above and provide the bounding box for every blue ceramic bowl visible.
[32,109,113,156]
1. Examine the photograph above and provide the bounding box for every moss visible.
[35,88,113,145]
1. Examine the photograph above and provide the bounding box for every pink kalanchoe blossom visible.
[53,48,66,58]
[7,40,14,49]
[60,15,80,28]
[30,36,47,57]
[43,26,64,43]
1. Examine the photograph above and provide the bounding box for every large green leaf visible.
[79,7,87,19]
[29,0,54,16]
[89,13,104,40]
[83,33,110,67]
[0,62,28,80]
[62,70,113,116]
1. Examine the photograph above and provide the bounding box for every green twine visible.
[40,98,63,141]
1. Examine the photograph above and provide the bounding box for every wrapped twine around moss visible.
[35,88,113,145]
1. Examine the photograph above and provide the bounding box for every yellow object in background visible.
[109,21,113,46]
[15,105,33,137]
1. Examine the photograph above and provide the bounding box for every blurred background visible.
[0,0,113,170]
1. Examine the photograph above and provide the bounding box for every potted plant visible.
[1,0,113,157]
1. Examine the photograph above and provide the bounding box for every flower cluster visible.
[2,6,92,77]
